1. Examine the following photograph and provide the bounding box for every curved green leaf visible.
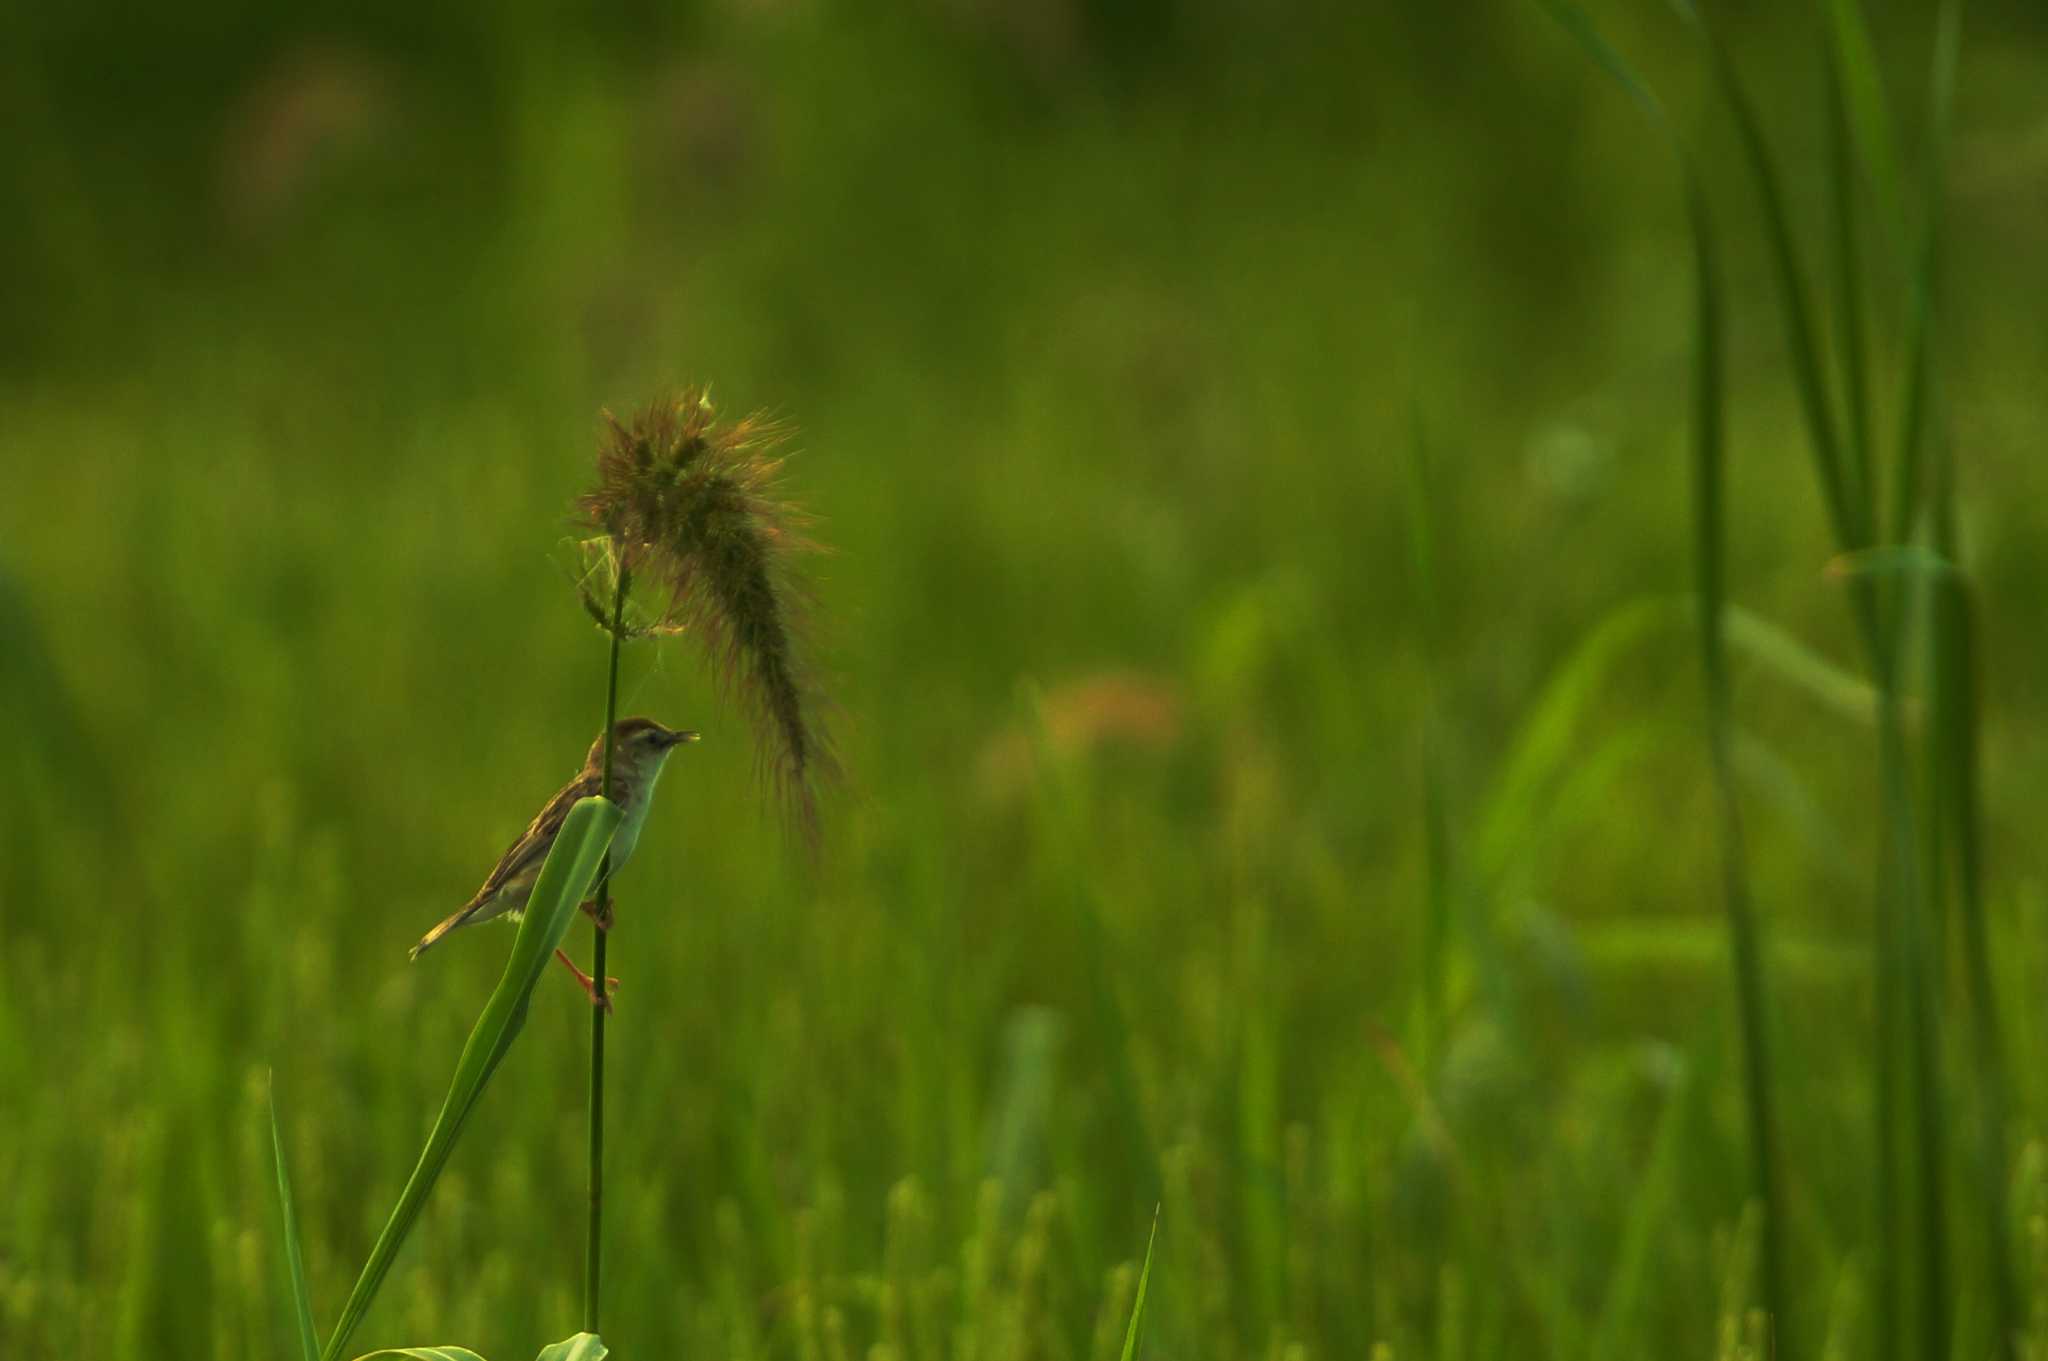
[353,1349,489,1361]
[1724,605,1880,725]
[536,1334,608,1361]
[321,796,624,1361]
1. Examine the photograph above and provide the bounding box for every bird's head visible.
[596,716,700,776]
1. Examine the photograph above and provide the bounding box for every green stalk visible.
[1824,37,1875,554]
[1405,406,1451,1073]
[585,562,629,1331]
[1932,494,2016,1357]
[1690,20,1966,1357]
[1534,6,1793,1342]
[319,796,623,1361]
[1684,169,1791,1358]
[1880,682,1948,1360]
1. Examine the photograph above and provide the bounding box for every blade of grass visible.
[1824,512,1953,1361]
[1930,379,2014,1354]
[1119,1209,1158,1361]
[321,795,625,1361]
[1823,32,1875,546]
[1888,1,1962,548]
[351,1349,488,1360]
[1875,677,1949,1361]
[1405,405,1453,1070]
[1685,15,1968,1359]
[1683,138,1794,1361]
[1824,0,1906,238]
[269,1074,320,1361]
[1536,5,1792,1346]
[1686,9,1858,559]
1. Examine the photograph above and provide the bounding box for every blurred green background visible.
[6,2,2048,1358]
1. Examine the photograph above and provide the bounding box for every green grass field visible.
[6,4,2048,1358]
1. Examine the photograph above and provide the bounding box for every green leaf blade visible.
[320,796,624,1361]
[269,1074,321,1361]
[1119,1209,1159,1361]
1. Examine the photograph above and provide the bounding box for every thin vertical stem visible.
[1405,406,1451,1074]
[585,563,629,1332]
[1931,404,2014,1355]
[1684,173,1791,1354]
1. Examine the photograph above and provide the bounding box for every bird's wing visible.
[474,769,603,904]
[410,770,601,959]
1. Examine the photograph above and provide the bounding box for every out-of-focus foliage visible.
[5,3,2048,1359]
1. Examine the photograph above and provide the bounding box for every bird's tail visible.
[408,901,477,960]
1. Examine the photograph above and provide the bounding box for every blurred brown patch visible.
[940,0,1084,81]
[979,669,1183,801]
[641,57,759,194]
[218,42,395,235]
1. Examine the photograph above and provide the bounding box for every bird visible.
[410,716,699,1007]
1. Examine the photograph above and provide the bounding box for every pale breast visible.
[607,767,659,870]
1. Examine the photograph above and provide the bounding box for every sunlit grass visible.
[1,6,2043,1360]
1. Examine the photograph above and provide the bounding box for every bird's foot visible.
[579,897,616,932]
[553,947,619,1013]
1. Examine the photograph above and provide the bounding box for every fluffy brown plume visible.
[578,389,834,843]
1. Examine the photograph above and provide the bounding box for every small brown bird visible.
[411,716,699,1006]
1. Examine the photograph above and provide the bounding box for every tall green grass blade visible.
[1824,0,1906,237]
[1877,683,1949,1361]
[1683,137,1793,1361]
[1119,1210,1158,1361]
[536,1333,609,1361]
[1405,406,1453,1067]
[1823,34,1875,546]
[1844,12,1967,1342]
[321,795,624,1361]
[1535,0,1663,119]
[1538,5,1792,1345]
[1686,9,1858,559]
[1889,0,1962,549]
[1687,13,1973,1357]
[269,1075,320,1361]
[1926,166,2012,1351]
[1932,496,2016,1357]
[1893,47,1970,1353]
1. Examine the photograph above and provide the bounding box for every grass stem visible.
[585,563,630,1332]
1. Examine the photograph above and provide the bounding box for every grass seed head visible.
[579,387,835,844]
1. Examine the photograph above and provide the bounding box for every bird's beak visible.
[668,729,701,747]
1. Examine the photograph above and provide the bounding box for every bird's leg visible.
[578,897,616,931]
[553,947,619,1012]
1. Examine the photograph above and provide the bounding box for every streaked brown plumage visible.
[411,717,698,961]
